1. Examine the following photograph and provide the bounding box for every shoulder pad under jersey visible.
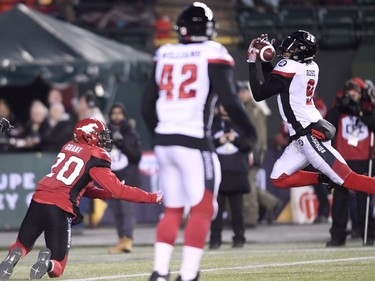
[203,41,234,66]
[89,146,111,163]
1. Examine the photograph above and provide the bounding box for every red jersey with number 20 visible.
[33,141,156,217]
[154,41,234,138]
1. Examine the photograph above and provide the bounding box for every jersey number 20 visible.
[46,153,85,185]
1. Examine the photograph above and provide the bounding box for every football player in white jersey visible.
[248,30,375,200]
[142,2,256,281]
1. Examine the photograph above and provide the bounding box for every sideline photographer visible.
[326,77,375,247]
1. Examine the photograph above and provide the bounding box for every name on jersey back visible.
[162,51,201,59]
[65,144,83,153]
[306,70,315,77]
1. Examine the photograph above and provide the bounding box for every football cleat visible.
[0,247,22,280]
[30,248,51,280]
[149,271,170,281]
[175,272,200,281]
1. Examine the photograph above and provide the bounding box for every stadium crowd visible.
[0,1,375,281]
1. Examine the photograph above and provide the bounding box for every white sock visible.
[153,242,174,275]
[179,246,203,280]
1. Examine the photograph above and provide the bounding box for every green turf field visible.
[2,240,375,281]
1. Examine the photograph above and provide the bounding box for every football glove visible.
[247,38,257,63]
[72,204,84,225]
[151,191,163,204]
[0,117,13,133]
[247,34,275,63]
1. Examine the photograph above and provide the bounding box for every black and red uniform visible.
[9,140,158,278]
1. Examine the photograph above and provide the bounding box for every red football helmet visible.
[73,118,112,151]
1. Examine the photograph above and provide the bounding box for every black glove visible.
[0,117,13,133]
[72,204,83,225]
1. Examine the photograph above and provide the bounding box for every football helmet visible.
[73,118,112,152]
[174,2,217,43]
[277,30,318,63]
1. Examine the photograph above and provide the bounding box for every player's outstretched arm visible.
[85,167,163,204]
[0,117,13,133]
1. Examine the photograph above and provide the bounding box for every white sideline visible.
[64,256,375,281]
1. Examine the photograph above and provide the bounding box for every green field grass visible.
[2,240,375,281]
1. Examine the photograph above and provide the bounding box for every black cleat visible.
[30,248,51,279]
[175,272,200,281]
[0,247,22,280]
[326,240,345,247]
[149,271,170,281]
[318,174,356,197]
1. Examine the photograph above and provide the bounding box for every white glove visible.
[247,38,257,63]
[154,191,163,204]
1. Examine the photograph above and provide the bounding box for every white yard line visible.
[63,256,375,281]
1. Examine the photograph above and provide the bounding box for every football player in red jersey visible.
[142,2,256,281]
[0,118,163,280]
[247,30,375,201]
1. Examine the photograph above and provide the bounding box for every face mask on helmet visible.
[174,2,217,43]
[73,118,113,152]
[277,30,318,63]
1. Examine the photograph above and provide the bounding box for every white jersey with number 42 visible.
[154,41,234,138]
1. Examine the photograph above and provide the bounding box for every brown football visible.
[253,41,276,62]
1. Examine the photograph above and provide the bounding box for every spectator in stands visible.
[106,103,142,254]
[209,104,252,249]
[237,81,280,226]
[9,100,46,152]
[76,90,105,122]
[326,77,375,247]
[39,102,75,152]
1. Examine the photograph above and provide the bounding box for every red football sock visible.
[272,171,320,189]
[184,190,214,249]
[156,207,184,245]
[48,257,67,278]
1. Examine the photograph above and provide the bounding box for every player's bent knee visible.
[48,259,66,278]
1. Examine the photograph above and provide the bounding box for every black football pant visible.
[17,200,72,262]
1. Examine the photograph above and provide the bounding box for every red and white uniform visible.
[249,57,375,196]
[154,41,234,139]
[143,41,255,208]
[273,59,322,136]
[35,141,157,217]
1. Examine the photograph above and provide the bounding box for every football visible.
[253,41,276,62]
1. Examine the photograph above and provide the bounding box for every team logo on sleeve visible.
[278,60,287,67]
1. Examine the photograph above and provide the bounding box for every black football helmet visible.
[174,2,217,43]
[277,30,318,63]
